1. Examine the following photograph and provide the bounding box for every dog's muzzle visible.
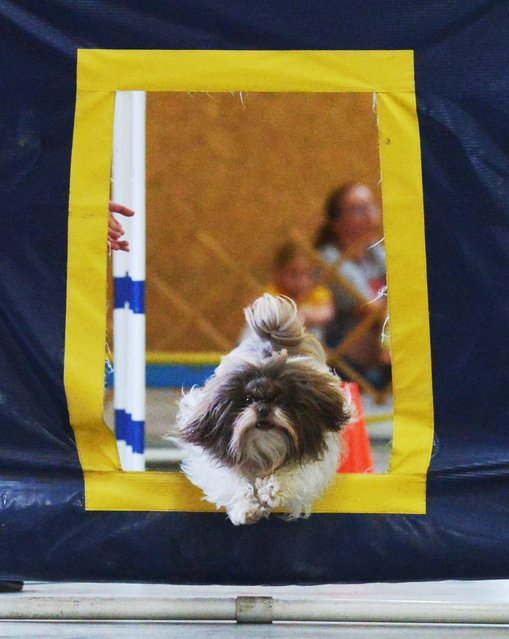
[256,404,273,430]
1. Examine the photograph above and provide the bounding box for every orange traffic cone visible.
[337,382,374,473]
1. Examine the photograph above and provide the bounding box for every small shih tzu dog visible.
[175,294,349,525]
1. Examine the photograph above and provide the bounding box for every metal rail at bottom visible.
[2,595,509,625]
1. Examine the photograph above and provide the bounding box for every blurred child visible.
[266,241,333,342]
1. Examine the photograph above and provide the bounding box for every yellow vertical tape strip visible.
[65,89,120,471]
[377,91,434,475]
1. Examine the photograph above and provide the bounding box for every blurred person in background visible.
[314,183,390,389]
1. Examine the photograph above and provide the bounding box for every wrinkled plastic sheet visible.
[1,1,509,582]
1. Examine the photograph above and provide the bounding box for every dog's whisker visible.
[272,407,301,456]
[228,409,255,463]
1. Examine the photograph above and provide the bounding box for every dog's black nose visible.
[257,405,270,418]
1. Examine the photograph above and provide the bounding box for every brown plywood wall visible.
[144,91,381,353]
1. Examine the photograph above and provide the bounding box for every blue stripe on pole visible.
[113,276,129,309]
[127,418,145,454]
[129,279,145,314]
[115,409,128,441]
[113,276,145,313]
[115,411,145,454]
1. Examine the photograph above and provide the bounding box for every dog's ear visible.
[317,379,349,432]
[286,363,349,433]
[180,377,236,455]
[286,368,349,462]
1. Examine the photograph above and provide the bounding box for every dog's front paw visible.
[227,501,265,526]
[227,487,266,526]
[255,476,283,510]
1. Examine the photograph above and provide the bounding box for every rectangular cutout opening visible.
[104,90,393,475]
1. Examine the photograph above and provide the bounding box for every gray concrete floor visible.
[1,621,507,638]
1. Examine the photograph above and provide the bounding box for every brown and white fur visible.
[174,294,349,525]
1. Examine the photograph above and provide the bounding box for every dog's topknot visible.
[244,294,325,362]
[244,294,304,347]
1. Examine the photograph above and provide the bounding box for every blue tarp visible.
[1,1,509,582]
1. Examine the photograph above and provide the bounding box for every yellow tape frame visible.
[66,50,433,513]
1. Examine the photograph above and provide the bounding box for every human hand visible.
[108,201,134,251]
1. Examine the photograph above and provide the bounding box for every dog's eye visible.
[245,395,254,404]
